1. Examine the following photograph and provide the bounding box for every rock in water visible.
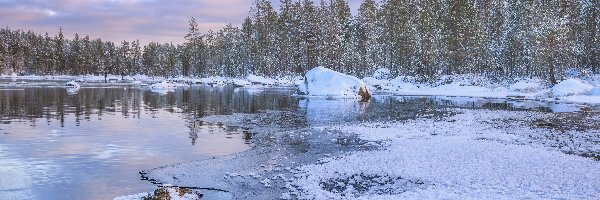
[298,67,371,101]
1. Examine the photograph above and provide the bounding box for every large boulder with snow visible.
[298,67,371,101]
[552,79,594,97]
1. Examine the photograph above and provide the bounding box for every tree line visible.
[1,0,598,83]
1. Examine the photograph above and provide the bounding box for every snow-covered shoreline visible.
[131,105,599,199]
[3,72,600,105]
[0,73,301,85]
[362,72,600,105]
[294,109,599,199]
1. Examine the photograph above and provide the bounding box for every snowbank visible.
[247,74,276,85]
[362,68,394,91]
[298,67,371,100]
[372,68,391,80]
[230,79,252,87]
[203,77,227,86]
[149,81,176,94]
[275,76,304,86]
[552,79,594,97]
[362,74,509,98]
[362,77,390,91]
[509,79,545,93]
[360,74,600,104]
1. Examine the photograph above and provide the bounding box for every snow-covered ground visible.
[362,72,600,105]
[295,109,599,199]
[2,72,600,104]
[0,74,302,96]
[0,74,301,88]
[137,105,599,199]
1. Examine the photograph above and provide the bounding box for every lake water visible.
[0,80,597,199]
[0,82,299,200]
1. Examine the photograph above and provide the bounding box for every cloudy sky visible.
[1,0,367,45]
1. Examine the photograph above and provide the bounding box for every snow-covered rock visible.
[373,68,391,80]
[65,80,80,88]
[298,67,371,100]
[65,80,81,94]
[552,79,594,97]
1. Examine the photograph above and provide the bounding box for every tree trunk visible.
[549,64,557,85]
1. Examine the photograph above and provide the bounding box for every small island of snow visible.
[298,67,371,101]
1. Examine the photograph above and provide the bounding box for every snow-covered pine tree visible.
[355,0,380,77]
[54,27,66,75]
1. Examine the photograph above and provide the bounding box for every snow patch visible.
[509,79,545,93]
[149,80,177,94]
[247,74,276,85]
[372,68,391,80]
[552,79,594,97]
[292,109,600,199]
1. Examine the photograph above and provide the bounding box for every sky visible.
[0,0,368,45]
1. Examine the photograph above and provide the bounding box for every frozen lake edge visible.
[139,103,600,199]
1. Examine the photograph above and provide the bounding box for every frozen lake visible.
[0,80,598,199]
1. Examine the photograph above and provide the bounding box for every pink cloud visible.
[0,0,378,44]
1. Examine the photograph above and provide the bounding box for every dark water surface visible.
[0,81,597,200]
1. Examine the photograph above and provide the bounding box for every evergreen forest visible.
[1,0,598,84]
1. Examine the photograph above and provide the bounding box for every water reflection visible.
[0,85,299,200]
[0,86,299,124]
